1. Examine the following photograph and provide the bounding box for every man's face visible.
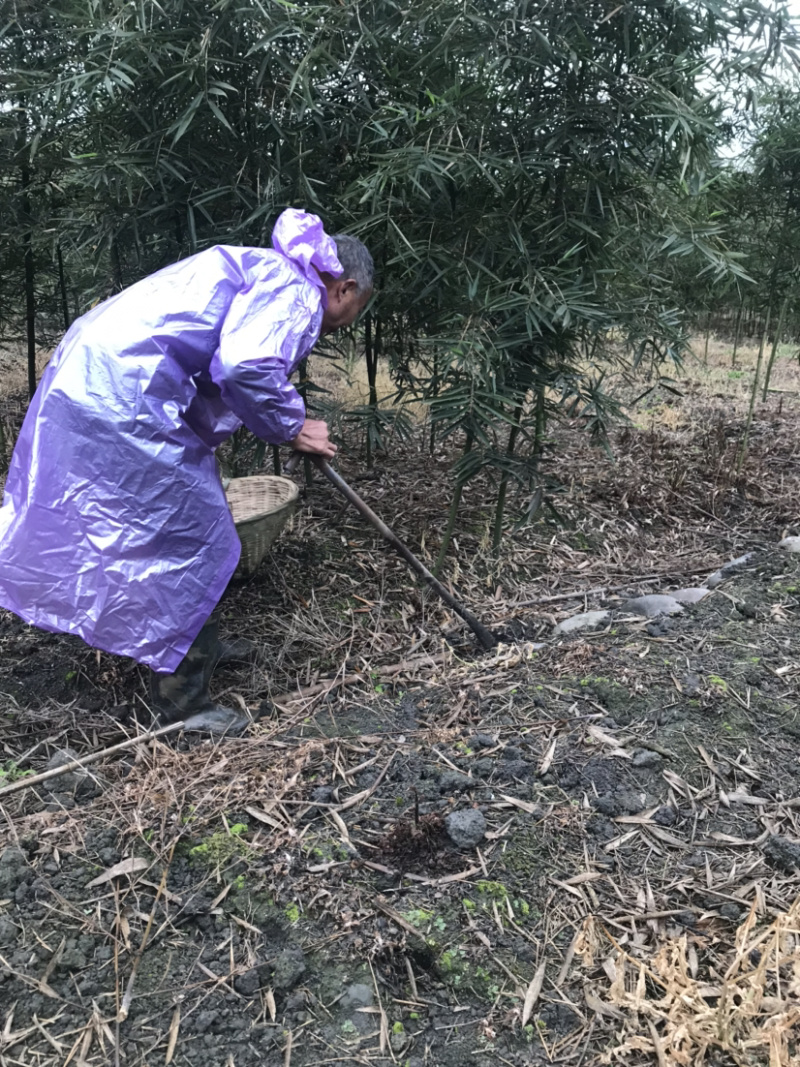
[320,279,372,334]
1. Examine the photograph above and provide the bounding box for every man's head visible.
[320,234,374,333]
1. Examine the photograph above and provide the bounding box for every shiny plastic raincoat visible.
[0,209,341,672]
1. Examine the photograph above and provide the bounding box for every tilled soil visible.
[2,546,800,1066]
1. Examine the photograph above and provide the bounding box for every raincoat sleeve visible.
[211,270,318,446]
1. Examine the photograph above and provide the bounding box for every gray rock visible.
[271,948,306,991]
[632,749,663,769]
[439,771,472,794]
[681,672,701,697]
[763,835,800,872]
[445,809,487,849]
[46,748,92,796]
[653,805,678,826]
[709,553,757,586]
[591,795,620,816]
[0,847,28,896]
[721,552,756,575]
[341,983,374,1010]
[496,759,532,781]
[0,917,17,946]
[719,902,742,922]
[57,945,87,973]
[472,758,495,778]
[467,734,496,750]
[779,536,800,553]
[501,746,524,761]
[621,595,683,619]
[617,791,648,814]
[553,610,609,636]
[234,968,261,996]
[310,786,334,804]
[670,587,709,605]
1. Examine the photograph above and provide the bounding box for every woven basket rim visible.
[226,475,299,526]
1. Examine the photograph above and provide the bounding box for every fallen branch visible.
[0,721,185,799]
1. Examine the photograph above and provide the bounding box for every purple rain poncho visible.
[0,209,342,672]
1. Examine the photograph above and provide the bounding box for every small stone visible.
[57,945,87,973]
[310,786,334,804]
[591,795,620,817]
[763,835,800,872]
[439,771,472,794]
[45,748,92,796]
[721,552,756,575]
[632,749,663,769]
[779,536,800,553]
[553,610,609,636]
[684,851,707,867]
[0,847,28,896]
[653,805,678,826]
[0,918,17,946]
[710,555,756,587]
[233,968,261,997]
[472,758,495,778]
[501,746,524,761]
[670,587,709,605]
[270,948,306,991]
[495,759,531,781]
[620,791,649,814]
[719,902,742,922]
[445,809,487,849]
[621,595,683,619]
[467,734,496,750]
[341,983,374,1010]
[681,672,701,696]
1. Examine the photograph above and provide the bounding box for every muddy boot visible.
[149,612,251,735]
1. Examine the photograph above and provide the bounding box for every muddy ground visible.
[2,356,800,1066]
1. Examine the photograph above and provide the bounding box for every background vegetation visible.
[2,0,800,564]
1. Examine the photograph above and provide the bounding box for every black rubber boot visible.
[215,636,258,668]
[148,610,251,735]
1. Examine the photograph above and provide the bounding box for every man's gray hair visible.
[333,234,374,294]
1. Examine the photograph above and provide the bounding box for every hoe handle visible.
[289,452,497,650]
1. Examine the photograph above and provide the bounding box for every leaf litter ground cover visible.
[2,361,800,1064]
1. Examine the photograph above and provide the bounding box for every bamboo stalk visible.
[736,305,771,474]
[762,293,789,401]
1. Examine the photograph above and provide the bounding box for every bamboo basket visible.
[225,475,299,578]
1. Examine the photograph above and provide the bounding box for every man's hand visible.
[290,418,337,459]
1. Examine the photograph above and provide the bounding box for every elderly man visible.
[0,209,373,732]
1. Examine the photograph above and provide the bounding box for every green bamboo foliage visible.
[1,0,798,550]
